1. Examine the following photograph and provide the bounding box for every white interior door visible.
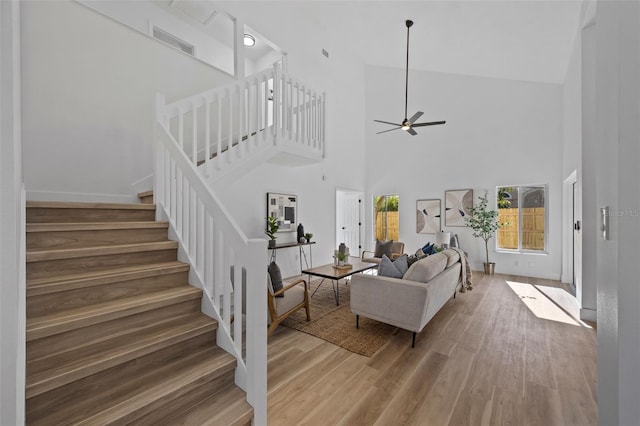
[336,190,362,257]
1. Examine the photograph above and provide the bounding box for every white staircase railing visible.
[158,65,325,179]
[154,66,325,425]
[153,120,267,424]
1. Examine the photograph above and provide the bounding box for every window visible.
[374,195,399,241]
[497,185,546,252]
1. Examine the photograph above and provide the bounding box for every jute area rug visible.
[280,277,398,357]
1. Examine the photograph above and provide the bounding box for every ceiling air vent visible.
[152,26,195,56]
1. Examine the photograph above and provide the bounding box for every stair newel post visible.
[244,239,268,426]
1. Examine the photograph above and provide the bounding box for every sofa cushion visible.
[403,252,448,283]
[374,240,393,258]
[378,254,409,278]
[441,249,461,267]
[268,261,284,297]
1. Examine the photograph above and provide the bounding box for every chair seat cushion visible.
[274,284,306,316]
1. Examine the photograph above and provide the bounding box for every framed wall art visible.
[266,192,297,232]
[445,189,473,227]
[416,199,441,234]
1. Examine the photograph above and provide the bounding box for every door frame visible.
[561,171,579,294]
[335,189,363,257]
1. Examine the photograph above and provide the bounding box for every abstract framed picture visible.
[266,192,297,232]
[445,189,473,227]
[416,199,441,234]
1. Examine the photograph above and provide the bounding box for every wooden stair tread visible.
[162,384,253,426]
[26,201,156,210]
[26,313,217,398]
[76,347,235,426]
[27,221,168,232]
[27,241,178,262]
[27,261,189,296]
[137,190,154,198]
[27,286,202,341]
[28,346,235,426]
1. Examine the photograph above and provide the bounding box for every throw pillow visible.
[407,254,419,267]
[393,254,409,275]
[377,254,404,279]
[374,240,393,258]
[267,261,284,297]
[415,248,428,260]
[421,242,433,254]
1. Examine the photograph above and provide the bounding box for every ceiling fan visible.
[375,20,445,136]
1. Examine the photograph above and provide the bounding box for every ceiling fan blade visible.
[412,120,446,127]
[374,119,403,127]
[408,111,423,124]
[376,127,402,134]
[406,127,418,136]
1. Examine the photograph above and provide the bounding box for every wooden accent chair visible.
[267,277,311,336]
[361,241,405,265]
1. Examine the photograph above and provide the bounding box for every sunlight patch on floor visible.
[506,281,583,326]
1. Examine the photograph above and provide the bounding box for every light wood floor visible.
[267,272,597,426]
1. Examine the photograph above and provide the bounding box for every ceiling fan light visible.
[401,124,410,130]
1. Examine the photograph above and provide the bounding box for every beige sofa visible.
[350,249,462,347]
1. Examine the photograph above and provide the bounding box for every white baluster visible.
[205,96,211,172]
[216,94,222,170]
[191,101,197,166]
[227,87,233,165]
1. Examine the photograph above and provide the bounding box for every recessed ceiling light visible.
[243,33,256,47]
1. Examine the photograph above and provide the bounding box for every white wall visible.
[594,1,640,424]
[0,0,25,423]
[21,0,236,203]
[365,66,563,279]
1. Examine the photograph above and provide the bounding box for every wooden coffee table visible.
[302,257,377,306]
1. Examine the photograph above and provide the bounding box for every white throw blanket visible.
[451,247,473,292]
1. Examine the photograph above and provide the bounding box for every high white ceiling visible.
[218,1,583,84]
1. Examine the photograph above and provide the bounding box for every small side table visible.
[269,241,315,271]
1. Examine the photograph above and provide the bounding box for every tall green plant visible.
[465,192,501,265]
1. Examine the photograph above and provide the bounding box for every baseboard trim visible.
[26,190,136,204]
[470,262,561,281]
[580,308,597,322]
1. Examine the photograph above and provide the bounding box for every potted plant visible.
[465,192,502,275]
[265,216,279,248]
[336,251,346,266]
[305,232,313,243]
